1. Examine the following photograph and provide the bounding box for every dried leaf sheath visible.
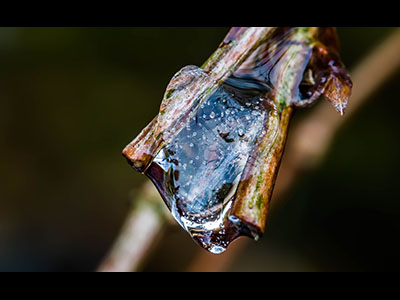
[122,27,352,253]
[229,106,293,237]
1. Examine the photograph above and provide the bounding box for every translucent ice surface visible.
[145,82,268,253]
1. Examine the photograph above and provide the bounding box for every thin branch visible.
[185,28,400,272]
[97,181,169,272]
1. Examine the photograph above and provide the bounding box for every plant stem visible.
[97,28,400,272]
[185,28,400,272]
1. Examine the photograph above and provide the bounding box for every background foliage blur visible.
[0,27,399,271]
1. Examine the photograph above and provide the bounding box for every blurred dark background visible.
[0,27,399,272]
